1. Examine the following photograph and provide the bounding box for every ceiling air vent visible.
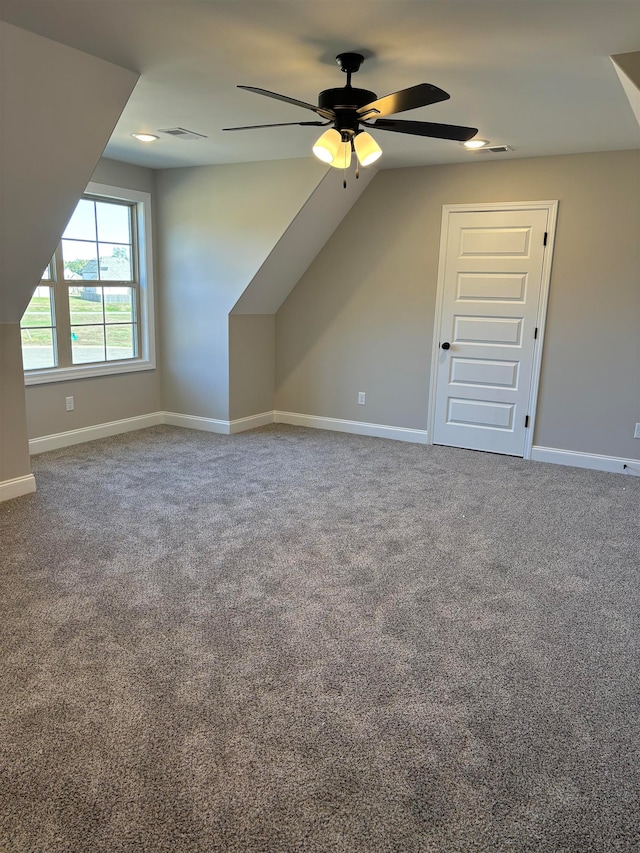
[477,145,512,154]
[159,127,208,141]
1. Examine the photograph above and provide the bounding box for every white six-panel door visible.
[431,203,557,457]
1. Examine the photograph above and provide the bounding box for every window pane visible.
[97,245,132,281]
[21,287,54,328]
[106,324,136,361]
[62,239,98,280]
[63,199,96,241]
[21,189,148,378]
[69,288,104,325]
[71,325,106,364]
[96,201,131,244]
[22,328,56,369]
[103,287,134,323]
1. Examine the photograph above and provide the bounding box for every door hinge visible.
[525,415,530,428]
[534,327,538,339]
[543,231,548,246]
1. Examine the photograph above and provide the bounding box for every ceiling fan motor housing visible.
[318,87,377,134]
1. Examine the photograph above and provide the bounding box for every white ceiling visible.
[1,0,639,171]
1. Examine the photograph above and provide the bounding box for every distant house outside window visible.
[21,182,155,384]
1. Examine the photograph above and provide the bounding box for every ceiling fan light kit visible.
[312,128,342,163]
[223,51,478,186]
[331,141,352,170]
[353,131,382,166]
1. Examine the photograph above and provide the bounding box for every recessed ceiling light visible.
[131,133,159,143]
[463,138,489,149]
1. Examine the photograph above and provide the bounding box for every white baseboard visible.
[28,408,427,452]
[28,410,273,455]
[531,445,640,476]
[29,412,164,455]
[27,411,637,478]
[0,473,36,502]
[163,411,230,434]
[164,410,274,435]
[274,411,429,444]
[229,411,275,434]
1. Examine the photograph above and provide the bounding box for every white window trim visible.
[24,182,156,386]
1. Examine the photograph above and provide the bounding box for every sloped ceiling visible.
[0,22,138,322]
[611,52,640,127]
[232,166,376,314]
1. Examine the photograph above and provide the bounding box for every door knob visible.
[441,342,451,350]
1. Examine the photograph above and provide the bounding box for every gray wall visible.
[21,149,640,463]
[0,324,31,481]
[25,158,162,440]
[229,315,275,421]
[275,150,640,459]
[156,158,326,421]
[92,157,155,195]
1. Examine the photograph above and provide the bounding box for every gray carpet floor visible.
[1,424,639,852]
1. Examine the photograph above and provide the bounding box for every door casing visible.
[427,200,558,459]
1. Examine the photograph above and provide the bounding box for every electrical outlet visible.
[634,423,640,439]
[65,396,74,412]
[357,391,366,405]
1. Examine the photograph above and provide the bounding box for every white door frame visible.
[427,200,559,460]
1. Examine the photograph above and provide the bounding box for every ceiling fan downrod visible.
[335,51,365,87]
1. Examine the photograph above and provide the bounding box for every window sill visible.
[24,357,156,386]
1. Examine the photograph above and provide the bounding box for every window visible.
[22,182,155,384]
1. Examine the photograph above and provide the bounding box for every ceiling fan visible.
[223,52,478,181]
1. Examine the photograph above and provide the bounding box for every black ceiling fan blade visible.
[222,120,328,131]
[364,118,478,142]
[238,85,335,120]
[357,83,450,119]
